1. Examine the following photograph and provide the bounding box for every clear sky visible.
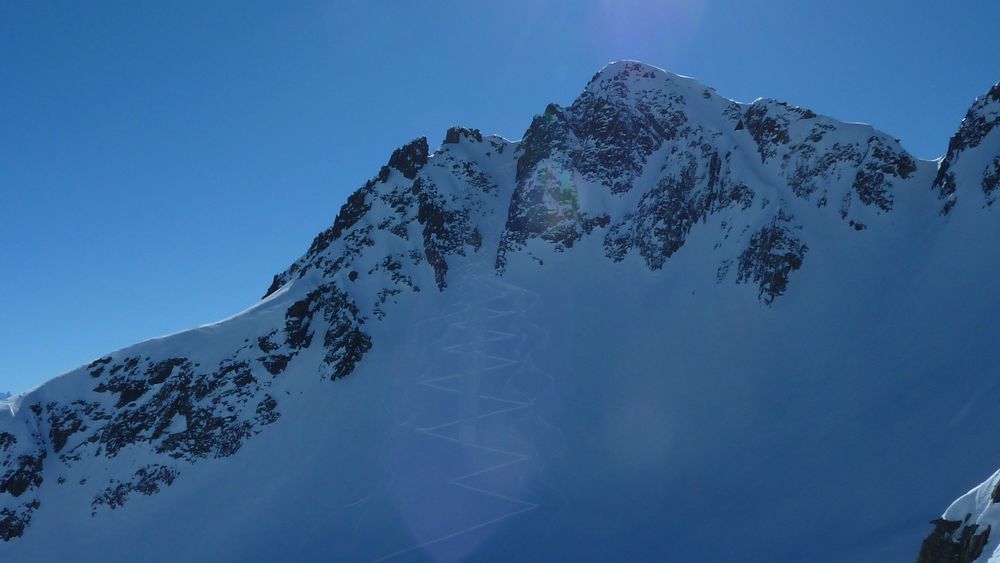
[2,0,999,393]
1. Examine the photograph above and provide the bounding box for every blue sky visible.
[2,0,999,393]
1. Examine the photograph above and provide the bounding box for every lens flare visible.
[588,0,707,56]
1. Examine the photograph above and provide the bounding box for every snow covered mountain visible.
[2,61,999,562]
[914,83,1000,563]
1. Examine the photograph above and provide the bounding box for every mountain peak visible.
[5,60,1000,562]
[589,60,669,81]
[583,60,711,101]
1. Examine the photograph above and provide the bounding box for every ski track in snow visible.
[376,274,549,562]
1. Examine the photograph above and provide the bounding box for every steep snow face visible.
[2,62,1000,562]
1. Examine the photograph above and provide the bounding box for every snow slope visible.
[2,61,1000,562]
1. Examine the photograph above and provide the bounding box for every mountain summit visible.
[3,61,1000,562]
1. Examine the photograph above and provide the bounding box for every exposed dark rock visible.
[148,358,186,386]
[569,94,662,194]
[443,127,483,144]
[368,256,419,317]
[387,137,430,180]
[448,160,497,195]
[92,464,178,514]
[47,403,84,453]
[916,516,991,563]
[499,152,612,271]
[284,296,316,351]
[786,141,859,199]
[744,101,913,222]
[325,185,373,245]
[316,285,373,379]
[744,100,792,163]
[87,356,113,378]
[261,354,292,376]
[604,151,753,267]
[257,334,279,354]
[983,156,1000,204]
[50,401,108,462]
[271,284,372,380]
[416,180,477,290]
[0,433,15,454]
[263,182,376,298]
[0,500,39,541]
[514,105,570,188]
[115,384,146,408]
[255,395,280,425]
[263,274,284,299]
[0,450,46,497]
[568,62,688,194]
[851,136,917,212]
[70,354,282,463]
[735,211,808,305]
[94,357,192,409]
[148,360,271,460]
[934,83,1000,213]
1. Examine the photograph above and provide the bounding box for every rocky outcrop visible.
[934,83,1000,213]
[916,465,1000,562]
[743,99,796,163]
[443,127,483,145]
[285,284,372,380]
[385,137,430,181]
[0,500,38,542]
[604,150,753,268]
[0,277,372,539]
[0,423,44,541]
[733,210,808,305]
[496,105,603,271]
[566,62,689,194]
[0,450,45,498]
[497,136,611,271]
[744,98,917,223]
[92,464,178,514]
[917,516,991,563]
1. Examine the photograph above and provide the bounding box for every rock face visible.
[2,61,1000,562]
[735,210,808,304]
[934,83,1000,213]
[916,517,991,563]
[919,469,1000,562]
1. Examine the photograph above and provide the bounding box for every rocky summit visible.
[3,61,1000,562]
